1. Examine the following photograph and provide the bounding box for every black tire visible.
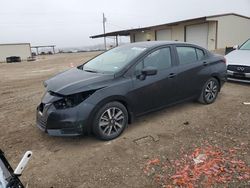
[198,78,220,104]
[92,102,128,140]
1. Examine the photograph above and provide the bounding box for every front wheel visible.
[198,78,220,104]
[92,102,128,140]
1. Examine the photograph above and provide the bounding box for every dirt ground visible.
[0,52,249,187]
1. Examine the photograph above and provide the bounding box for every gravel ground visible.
[0,52,249,187]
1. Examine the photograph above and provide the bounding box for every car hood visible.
[45,67,114,95]
[225,50,250,66]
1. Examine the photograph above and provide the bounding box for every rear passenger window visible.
[143,47,172,70]
[196,48,205,60]
[176,47,197,64]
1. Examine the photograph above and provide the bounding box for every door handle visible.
[203,61,208,66]
[168,73,177,78]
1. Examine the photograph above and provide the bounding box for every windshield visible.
[239,39,250,50]
[83,45,147,74]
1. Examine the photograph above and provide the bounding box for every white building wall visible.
[156,29,172,41]
[207,22,217,50]
[129,14,250,50]
[130,19,210,47]
[207,15,250,48]
[171,24,185,42]
[171,20,213,49]
[185,23,209,48]
[132,30,155,42]
[134,32,147,42]
[0,44,31,62]
[170,20,216,50]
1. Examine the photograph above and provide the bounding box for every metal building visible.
[90,13,250,51]
[0,43,32,62]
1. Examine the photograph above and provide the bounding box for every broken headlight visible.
[53,90,95,109]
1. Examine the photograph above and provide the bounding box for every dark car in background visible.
[6,56,21,63]
[37,41,227,140]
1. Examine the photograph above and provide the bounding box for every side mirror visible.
[233,45,239,50]
[141,66,157,76]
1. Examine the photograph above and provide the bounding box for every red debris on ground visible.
[144,158,161,175]
[143,144,250,187]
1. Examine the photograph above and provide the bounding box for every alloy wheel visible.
[204,80,218,102]
[99,107,125,136]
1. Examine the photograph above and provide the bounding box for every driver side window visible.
[134,47,172,76]
[144,47,172,70]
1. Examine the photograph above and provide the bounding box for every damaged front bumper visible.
[36,93,95,136]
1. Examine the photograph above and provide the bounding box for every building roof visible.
[31,45,56,48]
[0,43,31,46]
[90,13,250,39]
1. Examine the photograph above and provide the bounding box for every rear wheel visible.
[93,102,128,140]
[198,78,220,104]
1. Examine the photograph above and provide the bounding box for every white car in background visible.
[225,38,250,83]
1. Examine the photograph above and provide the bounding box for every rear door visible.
[173,45,210,100]
[129,46,178,115]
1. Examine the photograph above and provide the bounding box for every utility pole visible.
[102,13,107,50]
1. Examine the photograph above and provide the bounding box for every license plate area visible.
[233,72,245,78]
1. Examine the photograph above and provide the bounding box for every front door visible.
[128,47,178,115]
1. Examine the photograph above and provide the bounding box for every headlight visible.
[53,97,76,109]
[53,90,95,109]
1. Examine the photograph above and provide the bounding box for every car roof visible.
[122,41,193,48]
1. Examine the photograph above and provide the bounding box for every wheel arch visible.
[210,74,221,91]
[86,95,134,134]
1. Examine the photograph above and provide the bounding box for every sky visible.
[0,0,249,48]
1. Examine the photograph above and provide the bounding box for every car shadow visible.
[226,80,250,86]
[126,101,200,131]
